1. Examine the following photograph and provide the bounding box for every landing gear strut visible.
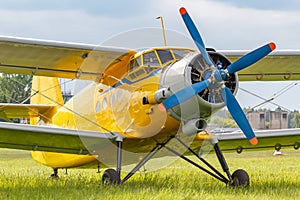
[101,135,249,187]
[101,135,123,185]
[101,136,173,185]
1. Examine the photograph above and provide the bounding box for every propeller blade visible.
[227,42,276,74]
[221,87,258,145]
[161,80,210,110]
[179,7,213,66]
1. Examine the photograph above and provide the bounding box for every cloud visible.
[0,0,152,17]
[158,0,300,49]
[0,0,299,50]
[209,0,300,11]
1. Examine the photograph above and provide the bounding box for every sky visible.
[0,0,300,111]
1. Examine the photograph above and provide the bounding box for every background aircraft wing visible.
[0,121,117,154]
[215,128,300,152]
[0,36,136,84]
[222,50,300,81]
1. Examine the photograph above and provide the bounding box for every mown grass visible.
[0,148,299,200]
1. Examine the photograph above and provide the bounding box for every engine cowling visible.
[160,50,238,121]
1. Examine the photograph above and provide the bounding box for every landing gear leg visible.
[211,137,249,187]
[102,136,123,185]
[164,136,249,187]
[50,168,59,178]
[102,136,173,185]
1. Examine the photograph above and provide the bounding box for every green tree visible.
[292,112,300,128]
[209,116,238,128]
[0,74,32,103]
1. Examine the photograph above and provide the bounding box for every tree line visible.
[0,73,32,104]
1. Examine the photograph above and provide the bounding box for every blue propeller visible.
[160,7,276,145]
[162,80,210,110]
[179,7,213,67]
[221,87,257,145]
[226,42,276,74]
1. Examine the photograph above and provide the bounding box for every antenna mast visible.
[156,16,167,47]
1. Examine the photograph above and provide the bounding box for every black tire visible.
[231,169,250,187]
[102,169,120,185]
[50,173,59,179]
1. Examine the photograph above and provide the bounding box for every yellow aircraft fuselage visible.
[29,46,237,170]
[30,47,197,169]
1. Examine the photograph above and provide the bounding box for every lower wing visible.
[0,122,116,155]
[216,129,300,152]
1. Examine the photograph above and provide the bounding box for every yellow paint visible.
[30,76,97,169]
[29,47,190,170]
[194,133,213,140]
[30,76,64,124]
[147,92,157,104]
[31,151,97,169]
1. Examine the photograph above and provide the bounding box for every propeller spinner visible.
[160,7,276,145]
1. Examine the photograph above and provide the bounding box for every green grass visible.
[0,148,299,200]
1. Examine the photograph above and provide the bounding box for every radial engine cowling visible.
[160,50,238,121]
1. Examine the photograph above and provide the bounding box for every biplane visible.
[0,7,299,187]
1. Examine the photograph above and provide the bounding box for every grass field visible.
[0,148,299,200]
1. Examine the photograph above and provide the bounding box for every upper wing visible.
[0,36,136,84]
[0,121,116,154]
[222,50,300,81]
[216,128,300,152]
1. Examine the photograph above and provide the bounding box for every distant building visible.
[246,110,288,130]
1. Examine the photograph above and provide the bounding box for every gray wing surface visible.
[0,35,135,82]
[0,122,116,154]
[216,128,300,152]
[222,50,300,81]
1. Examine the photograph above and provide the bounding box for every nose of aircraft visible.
[159,7,276,145]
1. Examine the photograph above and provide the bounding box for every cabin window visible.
[117,90,123,102]
[157,50,173,64]
[110,94,115,105]
[102,97,108,110]
[95,101,101,113]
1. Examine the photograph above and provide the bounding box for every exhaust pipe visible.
[182,119,207,136]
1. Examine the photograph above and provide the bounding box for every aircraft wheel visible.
[231,169,250,187]
[50,168,59,179]
[102,169,120,185]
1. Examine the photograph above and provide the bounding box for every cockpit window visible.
[128,48,193,81]
[129,56,142,71]
[172,49,190,59]
[156,50,173,64]
[143,51,160,66]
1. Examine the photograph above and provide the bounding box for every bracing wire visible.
[239,87,291,112]
[0,76,115,135]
